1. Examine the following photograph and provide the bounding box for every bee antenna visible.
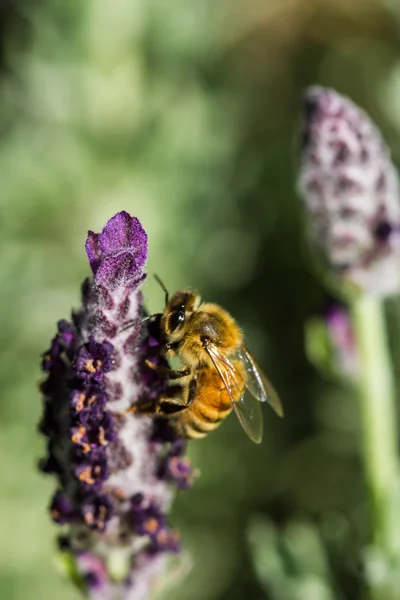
[120,318,141,333]
[154,274,169,305]
[120,314,162,333]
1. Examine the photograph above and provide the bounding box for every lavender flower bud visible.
[39,211,196,599]
[298,86,400,296]
[325,305,359,379]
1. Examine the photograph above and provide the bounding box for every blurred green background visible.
[3,0,400,598]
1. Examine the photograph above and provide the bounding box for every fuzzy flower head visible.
[39,212,196,599]
[298,86,400,297]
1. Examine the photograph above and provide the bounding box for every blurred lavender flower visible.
[39,212,195,599]
[304,304,359,381]
[298,86,400,296]
[325,305,359,379]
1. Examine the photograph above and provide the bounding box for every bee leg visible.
[125,397,158,415]
[125,396,183,416]
[158,398,190,414]
[145,359,191,380]
[166,367,191,380]
[157,381,195,415]
[127,383,192,416]
[126,398,185,417]
[156,399,189,415]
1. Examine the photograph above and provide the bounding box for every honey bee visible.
[139,279,283,444]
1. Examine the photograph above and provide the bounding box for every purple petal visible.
[95,254,145,289]
[85,212,148,287]
[99,212,147,265]
[85,231,102,275]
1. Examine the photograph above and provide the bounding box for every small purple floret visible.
[131,494,166,537]
[159,440,196,489]
[81,494,114,531]
[50,490,75,525]
[74,337,114,383]
[75,552,110,594]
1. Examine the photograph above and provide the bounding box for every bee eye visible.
[168,310,185,332]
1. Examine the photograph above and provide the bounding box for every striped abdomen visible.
[174,367,241,439]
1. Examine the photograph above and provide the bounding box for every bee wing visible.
[237,345,284,417]
[205,342,264,444]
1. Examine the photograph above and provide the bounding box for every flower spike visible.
[39,211,196,599]
[298,86,400,297]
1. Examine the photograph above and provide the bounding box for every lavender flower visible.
[39,211,196,599]
[325,305,359,379]
[298,86,400,296]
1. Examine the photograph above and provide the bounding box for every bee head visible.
[161,291,200,341]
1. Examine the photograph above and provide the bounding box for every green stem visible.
[351,295,399,556]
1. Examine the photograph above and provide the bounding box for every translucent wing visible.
[237,345,284,417]
[205,342,264,444]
